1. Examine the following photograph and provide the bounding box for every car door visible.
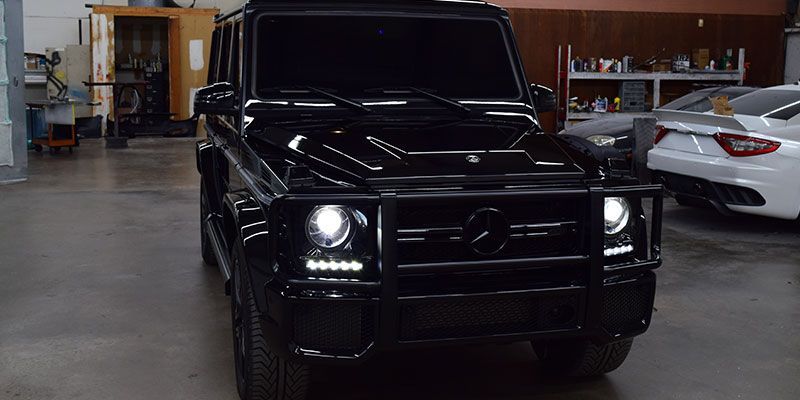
[207,20,245,205]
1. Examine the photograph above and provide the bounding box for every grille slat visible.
[396,196,584,265]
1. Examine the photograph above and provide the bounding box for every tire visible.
[532,339,633,377]
[230,242,310,400]
[674,194,694,207]
[200,182,217,266]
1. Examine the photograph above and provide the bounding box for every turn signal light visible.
[654,125,670,144]
[713,133,781,157]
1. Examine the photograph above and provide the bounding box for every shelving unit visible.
[559,45,746,126]
[24,70,47,85]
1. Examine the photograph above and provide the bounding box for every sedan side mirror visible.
[194,82,237,115]
[530,83,557,113]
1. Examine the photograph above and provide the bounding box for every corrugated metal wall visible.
[0,1,12,167]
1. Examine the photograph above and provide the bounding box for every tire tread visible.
[237,244,309,400]
[534,339,633,377]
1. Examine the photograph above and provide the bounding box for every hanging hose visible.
[45,51,68,101]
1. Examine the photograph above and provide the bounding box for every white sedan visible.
[648,84,800,220]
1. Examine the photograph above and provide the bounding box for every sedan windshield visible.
[254,15,521,101]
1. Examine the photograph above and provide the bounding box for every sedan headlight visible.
[306,206,352,249]
[604,197,631,235]
[587,134,617,147]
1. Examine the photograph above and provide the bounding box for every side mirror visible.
[530,83,557,113]
[194,82,237,115]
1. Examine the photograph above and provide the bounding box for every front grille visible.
[293,302,374,354]
[399,293,582,341]
[396,197,584,265]
[601,279,654,335]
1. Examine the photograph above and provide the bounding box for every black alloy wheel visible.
[230,242,310,400]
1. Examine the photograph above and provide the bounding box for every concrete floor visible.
[1,138,799,400]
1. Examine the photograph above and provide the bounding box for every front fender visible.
[223,190,272,313]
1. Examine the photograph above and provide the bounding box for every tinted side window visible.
[231,22,242,88]
[208,28,221,84]
[729,90,800,120]
[218,23,233,83]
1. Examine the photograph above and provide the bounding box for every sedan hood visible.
[248,118,588,187]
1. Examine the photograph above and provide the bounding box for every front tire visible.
[230,242,310,400]
[532,339,633,377]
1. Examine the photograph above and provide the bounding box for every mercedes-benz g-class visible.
[196,1,664,399]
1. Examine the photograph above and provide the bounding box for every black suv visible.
[196,1,664,399]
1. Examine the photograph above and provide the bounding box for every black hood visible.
[247,117,596,188]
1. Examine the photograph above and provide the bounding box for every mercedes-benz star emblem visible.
[463,208,509,255]
[466,155,481,164]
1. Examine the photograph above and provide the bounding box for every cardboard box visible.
[710,95,734,116]
[693,48,710,70]
[651,63,671,73]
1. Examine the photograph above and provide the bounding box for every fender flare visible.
[223,190,272,312]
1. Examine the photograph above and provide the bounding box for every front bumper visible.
[256,185,663,365]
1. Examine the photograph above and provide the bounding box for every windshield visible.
[728,89,800,120]
[253,15,521,101]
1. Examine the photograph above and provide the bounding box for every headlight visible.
[306,206,352,249]
[587,135,617,147]
[604,197,631,235]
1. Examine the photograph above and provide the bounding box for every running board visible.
[205,217,232,294]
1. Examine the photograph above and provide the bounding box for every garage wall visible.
[493,0,786,16]
[23,0,224,54]
[26,1,788,53]
[508,9,786,131]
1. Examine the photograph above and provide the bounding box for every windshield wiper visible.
[262,86,373,114]
[365,86,472,117]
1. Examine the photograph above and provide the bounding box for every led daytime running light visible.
[604,244,634,257]
[306,259,363,272]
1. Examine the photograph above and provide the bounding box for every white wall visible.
[23,0,226,54]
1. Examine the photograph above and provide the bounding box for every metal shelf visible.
[558,45,746,126]
[567,111,652,121]
[25,75,47,85]
[570,71,744,81]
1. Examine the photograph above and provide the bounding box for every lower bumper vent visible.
[601,279,655,336]
[293,302,374,354]
[399,294,581,342]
